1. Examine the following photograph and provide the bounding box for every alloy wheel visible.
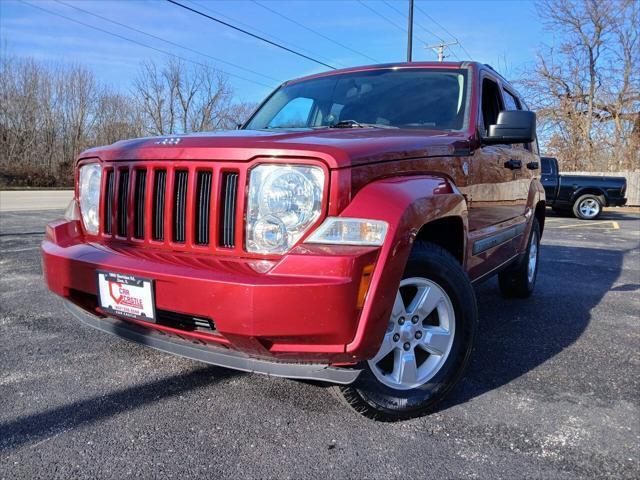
[579,198,600,218]
[368,278,456,390]
[527,230,538,284]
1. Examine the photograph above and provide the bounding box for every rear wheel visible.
[334,242,477,421]
[498,219,540,298]
[573,194,602,220]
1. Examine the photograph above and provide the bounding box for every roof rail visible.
[482,63,509,83]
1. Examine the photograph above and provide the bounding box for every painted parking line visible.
[549,220,620,230]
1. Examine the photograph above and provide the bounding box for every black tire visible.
[573,194,602,220]
[333,241,477,421]
[498,219,540,298]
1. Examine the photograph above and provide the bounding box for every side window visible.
[480,78,504,134]
[268,97,314,128]
[541,158,551,174]
[503,89,521,111]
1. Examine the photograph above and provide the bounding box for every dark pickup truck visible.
[541,157,627,219]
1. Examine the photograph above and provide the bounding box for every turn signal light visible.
[356,264,375,308]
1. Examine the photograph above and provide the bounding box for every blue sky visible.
[1,0,546,103]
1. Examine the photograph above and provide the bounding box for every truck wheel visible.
[334,241,477,421]
[573,194,602,220]
[498,219,540,298]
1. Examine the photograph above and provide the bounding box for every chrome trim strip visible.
[472,222,526,255]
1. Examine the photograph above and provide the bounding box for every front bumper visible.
[42,219,384,364]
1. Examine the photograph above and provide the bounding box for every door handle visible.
[527,161,539,170]
[504,159,522,169]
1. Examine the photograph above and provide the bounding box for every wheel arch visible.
[337,174,469,358]
[415,216,466,265]
[571,187,607,205]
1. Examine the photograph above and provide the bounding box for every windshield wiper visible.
[329,120,397,129]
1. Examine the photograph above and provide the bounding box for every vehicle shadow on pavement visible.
[0,365,237,453]
[437,243,626,411]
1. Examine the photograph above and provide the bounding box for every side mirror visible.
[483,110,536,145]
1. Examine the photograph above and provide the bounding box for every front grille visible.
[102,164,240,251]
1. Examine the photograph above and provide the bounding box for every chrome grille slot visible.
[153,170,166,241]
[219,172,238,248]
[195,171,213,245]
[173,170,188,243]
[117,170,129,237]
[134,169,147,239]
[104,170,115,234]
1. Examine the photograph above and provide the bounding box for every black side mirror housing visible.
[483,110,536,145]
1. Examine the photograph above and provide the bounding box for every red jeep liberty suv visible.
[42,62,545,421]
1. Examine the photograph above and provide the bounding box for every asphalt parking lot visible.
[1,208,638,479]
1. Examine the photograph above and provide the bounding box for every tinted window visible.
[503,89,521,111]
[246,69,470,131]
[541,157,551,174]
[481,78,503,133]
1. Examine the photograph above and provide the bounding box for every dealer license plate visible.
[97,271,156,322]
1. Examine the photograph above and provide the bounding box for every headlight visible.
[246,164,324,254]
[78,164,102,234]
[305,218,388,246]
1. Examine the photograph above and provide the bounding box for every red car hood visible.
[80,128,471,169]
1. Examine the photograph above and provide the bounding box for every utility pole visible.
[406,0,414,62]
[424,41,459,62]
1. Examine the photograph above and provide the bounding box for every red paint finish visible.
[42,61,544,366]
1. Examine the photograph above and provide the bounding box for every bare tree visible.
[132,59,248,136]
[1,54,256,187]
[521,0,639,172]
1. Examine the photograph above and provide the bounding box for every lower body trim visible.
[64,301,361,385]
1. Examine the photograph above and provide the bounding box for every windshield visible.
[245,68,469,131]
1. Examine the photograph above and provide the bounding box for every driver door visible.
[465,75,525,278]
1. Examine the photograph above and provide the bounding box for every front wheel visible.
[334,241,477,421]
[573,194,602,220]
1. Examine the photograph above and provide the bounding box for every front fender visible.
[336,175,468,360]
